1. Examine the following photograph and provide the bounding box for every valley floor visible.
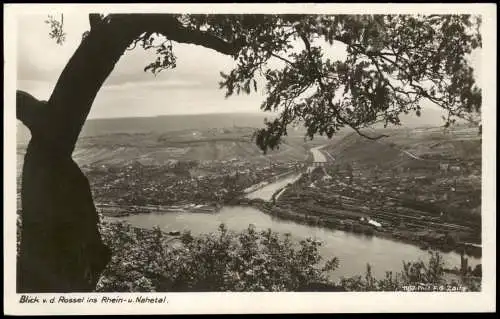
[17,125,483,263]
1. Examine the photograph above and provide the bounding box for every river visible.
[108,144,480,280]
[111,205,480,280]
[245,173,302,201]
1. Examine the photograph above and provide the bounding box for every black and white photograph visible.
[4,3,496,315]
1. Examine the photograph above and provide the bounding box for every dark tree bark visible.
[16,14,243,292]
[16,19,140,292]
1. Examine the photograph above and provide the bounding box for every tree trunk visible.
[18,137,111,292]
[16,14,242,292]
[17,20,140,292]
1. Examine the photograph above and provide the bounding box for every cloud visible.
[89,82,266,119]
[16,13,234,85]
[102,80,204,91]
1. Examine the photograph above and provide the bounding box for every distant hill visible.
[395,107,450,128]
[83,113,275,136]
[17,113,277,145]
[17,125,324,168]
[324,125,481,169]
[15,107,462,145]
[16,111,480,174]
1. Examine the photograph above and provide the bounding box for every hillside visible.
[17,113,326,170]
[17,126,326,170]
[324,125,481,170]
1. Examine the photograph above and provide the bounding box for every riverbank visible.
[97,202,221,217]
[231,197,481,259]
[242,161,481,259]
[98,166,482,260]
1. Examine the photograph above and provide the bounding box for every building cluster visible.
[277,160,481,251]
[84,159,304,207]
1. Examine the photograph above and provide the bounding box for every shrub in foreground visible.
[97,222,339,292]
[95,221,480,292]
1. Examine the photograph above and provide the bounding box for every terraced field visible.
[16,126,326,172]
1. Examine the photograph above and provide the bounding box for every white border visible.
[3,3,497,315]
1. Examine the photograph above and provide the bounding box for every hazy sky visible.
[16,13,481,120]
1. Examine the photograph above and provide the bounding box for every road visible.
[309,145,329,162]
[401,150,422,160]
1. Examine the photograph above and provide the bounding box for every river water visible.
[109,147,480,279]
[245,174,302,201]
[111,205,480,280]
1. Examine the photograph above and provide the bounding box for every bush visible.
[471,264,482,277]
[96,221,482,292]
[97,222,339,292]
[340,251,481,292]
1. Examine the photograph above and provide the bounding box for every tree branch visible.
[270,53,296,67]
[88,14,104,30]
[347,43,480,128]
[114,14,246,57]
[16,90,46,133]
[299,33,388,141]
[348,126,389,140]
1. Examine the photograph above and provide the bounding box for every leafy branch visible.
[45,14,66,45]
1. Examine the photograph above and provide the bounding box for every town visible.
[253,126,482,257]
[265,160,481,257]
[83,158,305,214]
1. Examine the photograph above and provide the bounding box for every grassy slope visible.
[17,113,326,168]
[18,126,323,169]
[324,125,481,169]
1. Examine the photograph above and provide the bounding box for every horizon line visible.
[86,111,277,121]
